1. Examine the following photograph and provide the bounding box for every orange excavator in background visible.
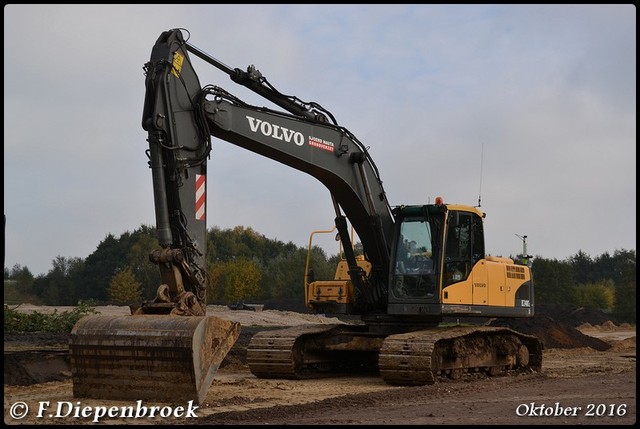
[69,28,542,405]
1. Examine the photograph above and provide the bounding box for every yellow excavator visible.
[70,28,542,404]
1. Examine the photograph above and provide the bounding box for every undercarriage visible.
[247,323,543,384]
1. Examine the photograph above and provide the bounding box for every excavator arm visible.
[69,29,252,405]
[142,29,396,311]
[135,30,213,317]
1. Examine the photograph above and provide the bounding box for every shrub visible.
[3,300,99,334]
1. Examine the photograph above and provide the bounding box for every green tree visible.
[108,268,142,305]
[265,245,338,302]
[262,249,307,300]
[574,279,616,312]
[609,249,636,322]
[75,233,125,301]
[32,256,84,305]
[569,250,596,284]
[531,257,576,305]
[4,264,38,304]
[126,225,161,301]
[75,227,159,302]
[210,257,261,302]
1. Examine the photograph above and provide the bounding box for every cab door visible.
[471,261,488,305]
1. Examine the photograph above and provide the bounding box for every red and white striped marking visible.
[195,174,205,221]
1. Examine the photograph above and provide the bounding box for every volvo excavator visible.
[69,28,542,404]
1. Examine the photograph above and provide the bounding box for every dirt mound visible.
[536,304,619,327]
[608,336,636,352]
[599,320,618,331]
[4,332,70,347]
[488,313,611,351]
[4,350,70,385]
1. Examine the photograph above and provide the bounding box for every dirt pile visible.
[488,312,612,351]
[609,336,636,352]
[5,350,70,385]
[536,304,620,327]
[446,304,624,351]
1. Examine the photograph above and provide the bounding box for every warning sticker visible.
[171,51,184,78]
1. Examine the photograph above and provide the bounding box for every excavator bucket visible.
[69,314,240,405]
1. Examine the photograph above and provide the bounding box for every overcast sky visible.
[4,4,636,276]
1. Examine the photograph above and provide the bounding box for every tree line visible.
[4,225,636,323]
[4,225,338,311]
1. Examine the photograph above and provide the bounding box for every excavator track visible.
[248,324,543,386]
[378,326,543,385]
[247,324,380,379]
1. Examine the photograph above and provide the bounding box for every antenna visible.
[477,142,484,207]
[515,234,532,267]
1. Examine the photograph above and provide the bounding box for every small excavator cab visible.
[391,209,442,302]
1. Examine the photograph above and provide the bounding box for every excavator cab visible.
[387,201,535,320]
[391,208,441,302]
